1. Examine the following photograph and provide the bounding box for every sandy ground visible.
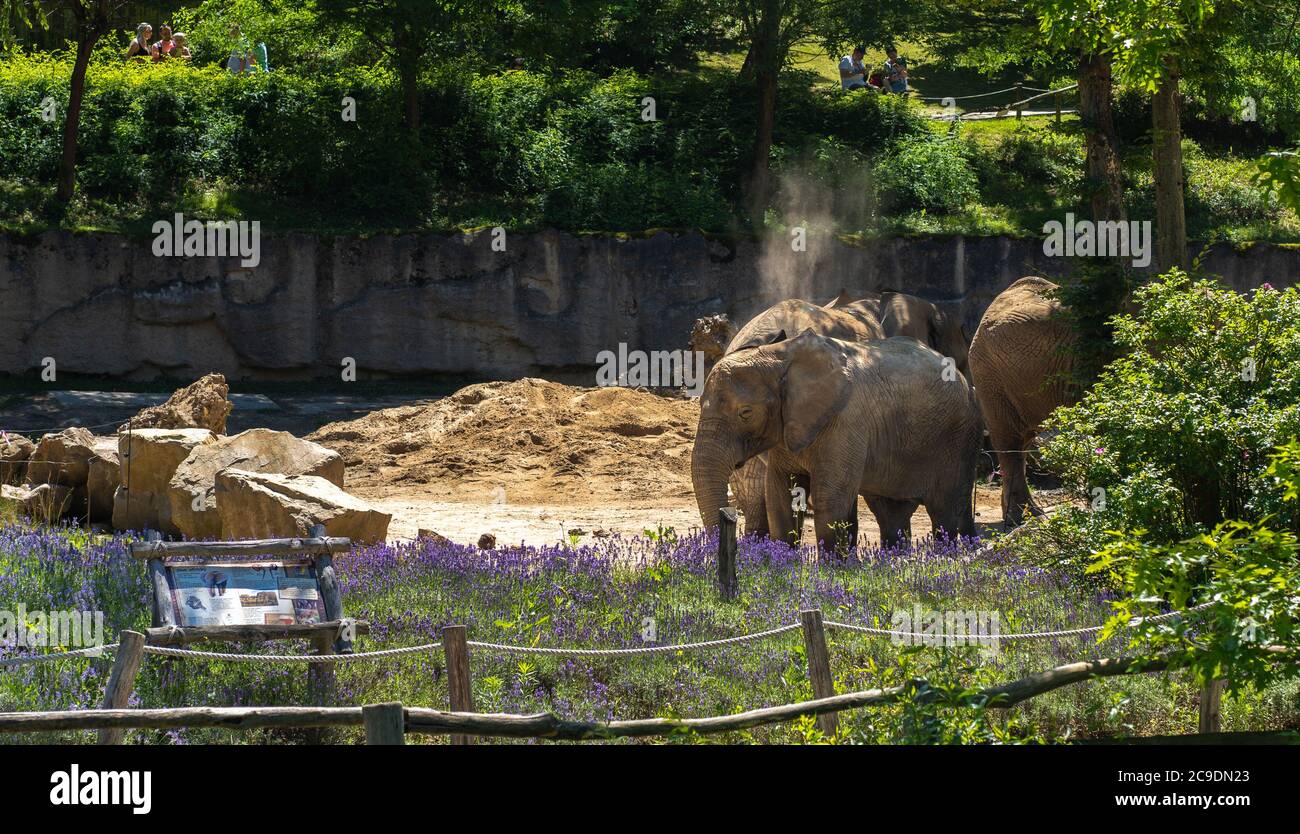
[359,486,1008,547]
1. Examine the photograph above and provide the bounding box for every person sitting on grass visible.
[883,47,909,94]
[125,23,155,61]
[152,23,177,62]
[838,45,868,90]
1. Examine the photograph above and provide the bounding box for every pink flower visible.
[1261,282,1274,290]
[1094,447,1106,455]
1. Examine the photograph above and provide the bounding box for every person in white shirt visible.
[839,46,867,90]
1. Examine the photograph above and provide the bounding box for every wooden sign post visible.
[109,525,368,745]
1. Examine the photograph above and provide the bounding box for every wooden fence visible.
[3,610,1287,744]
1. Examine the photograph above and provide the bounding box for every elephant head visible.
[691,331,851,528]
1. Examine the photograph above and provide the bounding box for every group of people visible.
[124,22,190,62]
[124,22,268,74]
[838,45,909,94]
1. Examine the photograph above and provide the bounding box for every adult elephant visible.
[692,331,981,549]
[968,276,1078,529]
[826,291,970,381]
[713,299,885,538]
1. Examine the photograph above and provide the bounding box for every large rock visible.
[215,470,390,544]
[113,428,216,534]
[87,437,121,523]
[120,373,233,435]
[27,427,96,487]
[1,482,74,523]
[168,429,345,539]
[0,432,35,484]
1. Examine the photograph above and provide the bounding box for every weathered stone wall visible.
[1,229,1295,381]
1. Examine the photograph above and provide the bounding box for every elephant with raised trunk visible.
[692,331,982,550]
[968,276,1078,529]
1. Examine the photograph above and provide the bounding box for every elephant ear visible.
[780,330,852,455]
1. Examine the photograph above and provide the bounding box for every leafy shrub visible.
[873,136,978,214]
[1041,271,1300,546]
[991,125,1084,196]
[1089,441,1300,693]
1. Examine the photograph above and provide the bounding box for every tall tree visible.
[5,0,128,203]
[729,0,917,222]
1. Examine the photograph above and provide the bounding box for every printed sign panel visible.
[166,560,326,628]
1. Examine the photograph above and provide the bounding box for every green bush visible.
[873,136,978,214]
[1041,271,1300,546]
[1089,441,1300,693]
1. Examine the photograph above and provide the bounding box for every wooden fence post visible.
[363,702,406,745]
[1199,679,1226,734]
[1055,92,1062,126]
[310,524,352,654]
[799,610,838,738]
[718,507,738,601]
[443,625,474,745]
[98,630,145,745]
[1014,81,1023,120]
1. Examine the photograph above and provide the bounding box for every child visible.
[172,33,192,60]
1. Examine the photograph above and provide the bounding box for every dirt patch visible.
[308,378,698,506]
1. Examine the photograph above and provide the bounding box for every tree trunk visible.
[399,59,420,134]
[1077,52,1125,223]
[744,0,782,223]
[1152,57,1187,272]
[56,37,96,203]
[394,27,421,135]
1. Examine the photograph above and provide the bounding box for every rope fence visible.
[0,600,1219,668]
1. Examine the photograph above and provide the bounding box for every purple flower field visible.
[2,520,1286,743]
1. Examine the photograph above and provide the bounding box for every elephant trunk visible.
[691,423,742,530]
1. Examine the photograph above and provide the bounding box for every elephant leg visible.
[765,465,800,546]
[926,497,974,541]
[811,477,857,556]
[729,456,770,539]
[984,393,1041,530]
[865,495,916,547]
[997,439,1044,529]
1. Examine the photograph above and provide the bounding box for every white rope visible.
[0,643,120,668]
[825,601,1216,642]
[467,623,803,657]
[141,641,443,663]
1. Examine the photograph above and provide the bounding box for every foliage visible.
[1088,442,1300,694]
[1042,271,1300,544]
[873,134,978,214]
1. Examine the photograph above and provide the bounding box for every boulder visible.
[87,437,121,523]
[1,482,74,523]
[168,429,345,539]
[0,432,35,484]
[113,428,216,534]
[27,427,96,487]
[120,373,234,435]
[214,470,390,544]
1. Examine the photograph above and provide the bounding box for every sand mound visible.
[308,379,699,505]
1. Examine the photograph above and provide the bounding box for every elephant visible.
[967,276,1078,529]
[692,331,982,550]
[712,299,886,538]
[825,290,971,381]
